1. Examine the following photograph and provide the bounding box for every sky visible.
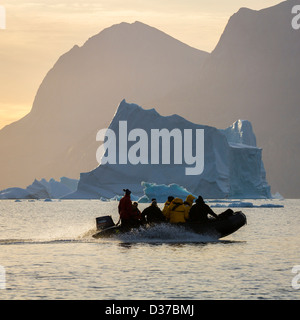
[0,0,283,130]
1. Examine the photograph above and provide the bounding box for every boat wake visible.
[107,223,220,244]
[0,225,99,246]
[0,223,237,246]
[0,238,91,245]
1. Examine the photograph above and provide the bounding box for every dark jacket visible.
[189,202,218,223]
[142,204,166,223]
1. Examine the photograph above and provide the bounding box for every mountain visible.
[66,100,271,199]
[156,0,300,197]
[0,21,208,190]
[1,0,300,198]
[206,0,300,198]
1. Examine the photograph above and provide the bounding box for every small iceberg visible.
[211,201,284,208]
[138,182,194,203]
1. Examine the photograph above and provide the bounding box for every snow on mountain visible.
[66,100,271,200]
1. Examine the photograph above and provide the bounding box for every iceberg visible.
[220,119,270,199]
[66,100,271,199]
[0,177,78,199]
[138,182,195,203]
[210,201,283,208]
[221,119,257,147]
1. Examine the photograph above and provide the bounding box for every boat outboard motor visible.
[96,216,115,230]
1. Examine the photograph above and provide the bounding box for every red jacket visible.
[118,194,133,220]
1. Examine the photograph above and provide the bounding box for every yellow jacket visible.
[185,195,195,208]
[162,200,172,217]
[166,198,189,223]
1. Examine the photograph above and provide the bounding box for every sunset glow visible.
[0,0,283,129]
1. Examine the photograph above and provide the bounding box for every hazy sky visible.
[0,0,283,129]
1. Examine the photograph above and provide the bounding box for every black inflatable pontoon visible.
[184,210,247,238]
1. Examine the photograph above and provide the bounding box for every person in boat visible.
[165,197,189,224]
[188,196,218,223]
[132,202,141,219]
[184,195,196,214]
[131,201,142,227]
[118,189,134,229]
[142,198,166,224]
[162,196,174,217]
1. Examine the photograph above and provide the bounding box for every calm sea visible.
[0,199,299,300]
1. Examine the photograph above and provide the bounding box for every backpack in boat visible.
[218,209,234,220]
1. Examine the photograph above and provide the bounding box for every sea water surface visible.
[0,199,299,300]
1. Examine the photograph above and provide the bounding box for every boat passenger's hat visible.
[196,196,204,203]
[123,189,131,195]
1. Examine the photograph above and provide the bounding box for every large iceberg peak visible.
[221,119,257,147]
[115,99,160,119]
[113,98,190,129]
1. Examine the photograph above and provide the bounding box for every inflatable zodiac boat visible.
[92,210,247,239]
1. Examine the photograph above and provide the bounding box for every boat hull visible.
[184,211,247,238]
